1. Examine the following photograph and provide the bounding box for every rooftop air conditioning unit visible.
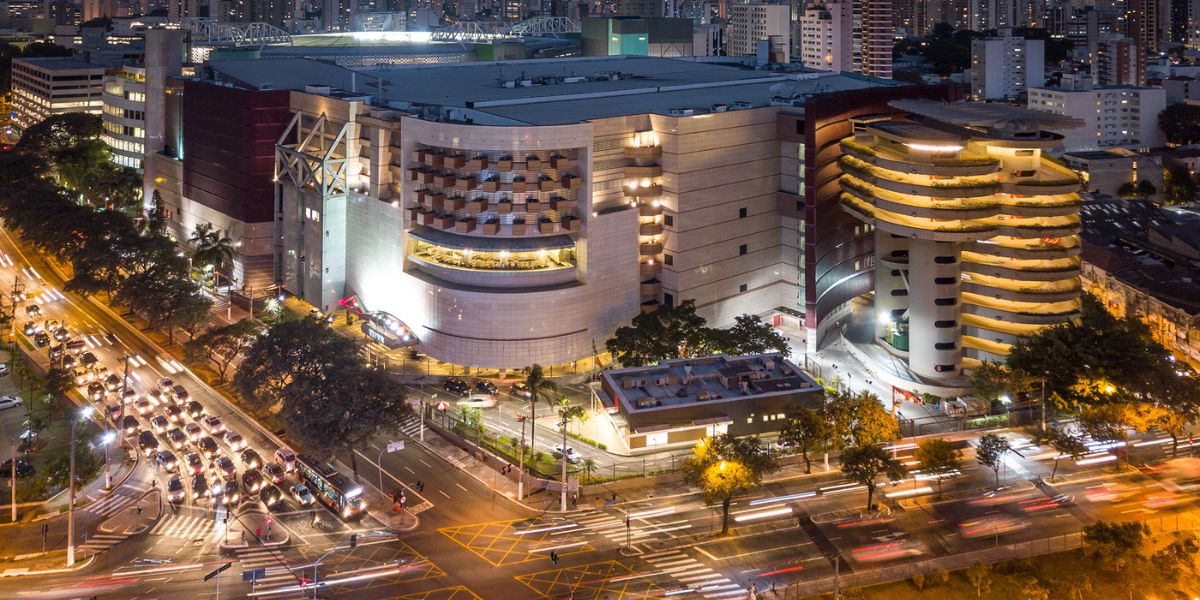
[711,104,728,112]
[666,108,694,117]
[563,76,587,83]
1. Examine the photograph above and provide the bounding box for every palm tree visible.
[524,364,557,463]
[580,457,597,484]
[189,223,234,277]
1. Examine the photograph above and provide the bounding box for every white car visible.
[456,394,497,409]
[0,396,21,410]
[202,416,225,434]
[223,431,246,452]
[552,445,582,464]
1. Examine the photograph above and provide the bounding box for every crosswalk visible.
[148,513,217,540]
[77,532,129,556]
[643,550,745,599]
[573,509,635,548]
[82,487,147,517]
[236,547,307,598]
[397,418,424,439]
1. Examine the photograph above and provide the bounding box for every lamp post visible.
[559,416,569,512]
[67,405,94,567]
[517,414,527,500]
[100,431,116,491]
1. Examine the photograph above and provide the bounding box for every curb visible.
[0,553,96,578]
[98,489,160,535]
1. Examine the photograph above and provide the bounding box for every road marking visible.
[439,490,451,499]
[695,546,719,561]
[419,459,433,469]
[455,483,469,493]
[402,466,415,475]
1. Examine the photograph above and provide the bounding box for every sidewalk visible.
[99,489,160,535]
[219,508,291,551]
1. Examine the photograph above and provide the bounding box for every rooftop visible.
[13,56,104,71]
[890,99,1085,131]
[602,353,818,413]
[207,55,904,125]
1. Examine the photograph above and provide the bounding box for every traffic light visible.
[350,533,358,549]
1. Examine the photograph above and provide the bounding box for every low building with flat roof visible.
[599,353,822,452]
[11,56,104,130]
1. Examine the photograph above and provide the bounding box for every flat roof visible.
[13,56,104,71]
[869,121,965,143]
[207,55,904,125]
[603,353,819,413]
[890,99,1085,130]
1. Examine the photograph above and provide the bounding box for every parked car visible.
[552,444,582,464]
[166,475,185,503]
[156,450,178,473]
[138,431,159,457]
[260,484,284,508]
[0,363,8,377]
[290,483,315,506]
[474,380,498,396]
[0,396,22,411]
[239,448,262,470]
[0,458,34,478]
[443,378,470,396]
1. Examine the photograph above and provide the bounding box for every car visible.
[275,448,297,472]
[65,339,85,355]
[92,365,110,381]
[86,382,105,401]
[308,308,334,324]
[156,450,178,472]
[0,395,22,411]
[79,352,98,368]
[103,373,121,392]
[22,322,38,336]
[184,401,204,419]
[242,469,265,493]
[221,480,241,506]
[552,444,581,464]
[223,431,246,452]
[146,390,165,407]
[72,366,93,386]
[106,403,122,423]
[0,363,8,377]
[184,422,203,442]
[42,319,60,333]
[457,394,497,408]
[171,385,189,403]
[138,431,159,457]
[239,448,262,470]
[157,378,175,393]
[33,331,49,347]
[166,475,185,503]
[262,464,286,484]
[211,456,237,479]
[48,344,64,361]
[52,327,69,342]
[474,380,498,396]
[60,353,76,369]
[23,304,41,318]
[122,415,140,436]
[290,483,315,505]
[122,388,137,403]
[203,416,225,434]
[443,377,470,396]
[133,397,154,416]
[184,452,204,475]
[260,484,284,508]
[190,476,210,500]
[164,404,184,423]
[166,428,188,450]
[197,436,219,459]
[0,458,34,478]
[149,415,170,434]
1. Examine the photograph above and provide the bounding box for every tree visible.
[1159,103,1200,145]
[965,562,992,598]
[276,367,411,460]
[1152,533,1199,582]
[1021,577,1049,600]
[1084,520,1149,572]
[522,364,557,464]
[605,300,712,366]
[975,433,1012,488]
[44,435,102,492]
[1162,161,1198,204]
[1033,427,1087,480]
[580,457,597,483]
[1136,179,1158,198]
[184,318,261,384]
[233,317,362,412]
[778,404,828,473]
[711,314,791,357]
[42,367,73,422]
[840,444,907,512]
[824,388,899,448]
[915,438,961,497]
[682,434,779,535]
[189,222,235,275]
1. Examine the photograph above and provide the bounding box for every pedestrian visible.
[771,580,776,595]
[136,505,142,516]
[256,526,261,539]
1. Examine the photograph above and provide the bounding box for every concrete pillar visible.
[873,230,909,340]
[906,239,963,380]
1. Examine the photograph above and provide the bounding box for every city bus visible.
[295,455,366,519]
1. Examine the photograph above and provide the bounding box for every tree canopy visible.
[778,404,828,473]
[605,300,790,367]
[184,318,261,383]
[823,388,899,449]
[840,444,907,511]
[975,433,1012,488]
[915,437,961,496]
[682,434,778,535]
[1159,104,1200,146]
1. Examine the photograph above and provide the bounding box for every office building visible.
[970,29,1045,100]
[798,1,851,72]
[101,66,146,170]
[599,353,822,452]
[1027,82,1166,152]
[11,57,104,130]
[838,101,1084,381]
[727,3,791,62]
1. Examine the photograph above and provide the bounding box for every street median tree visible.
[682,434,778,535]
[840,444,906,512]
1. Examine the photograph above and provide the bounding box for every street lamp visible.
[559,416,570,512]
[67,405,94,567]
[99,430,116,491]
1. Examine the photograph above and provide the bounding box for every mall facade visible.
[262,56,961,369]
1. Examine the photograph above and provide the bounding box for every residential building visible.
[1126,0,1164,54]
[727,2,791,62]
[970,29,1045,100]
[838,101,1084,381]
[1082,198,1200,368]
[615,0,661,18]
[1027,82,1166,152]
[1093,35,1146,86]
[599,353,823,452]
[856,0,893,79]
[10,57,104,130]
[798,1,851,72]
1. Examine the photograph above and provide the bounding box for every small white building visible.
[798,1,850,72]
[1028,81,1166,152]
[727,3,791,62]
[970,29,1045,101]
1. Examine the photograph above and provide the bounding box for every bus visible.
[295,455,366,519]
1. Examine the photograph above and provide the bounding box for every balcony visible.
[965,241,1081,260]
[424,152,444,167]
[628,184,663,198]
[638,203,661,217]
[625,165,663,178]
[538,178,558,192]
[455,218,476,233]
[455,176,477,191]
[467,198,489,212]
[639,222,663,236]
[961,281,1080,303]
[434,215,455,230]
[1000,179,1080,196]
[640,261,662,278]
[435,174,456,188]
[960,260,1081,282]
[497,157,514,171]
[640,279,662,296]
[625,146,662,161]
[640,242,663,256]
[469,156,489,170]
[562,175,582,190]
[445,154,466,169]
[839,139,1001,178]
[550,156,572,169]
[994,222,1081,238]
[561,216,581,232]
[525,199,544,214]
[538,220,558,234]
[550,197,576,211]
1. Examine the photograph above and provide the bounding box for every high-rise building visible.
[1028,80,1166,152]
[857,0,892,79]
[798,1,851,72]
[727,2,792,62]
[11,57,104,130]
[581,17,700,57]
[839,100,1084,380]
[1126,0,1163,53]
[1093,34,1146,86]
[615,0,661,17]
[970,29,1045,100]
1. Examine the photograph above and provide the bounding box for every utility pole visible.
[517,414,527,500]
[10,441,15,523]
[117,355,131,450]
[560,416,569,512]
[67,406,93,566]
